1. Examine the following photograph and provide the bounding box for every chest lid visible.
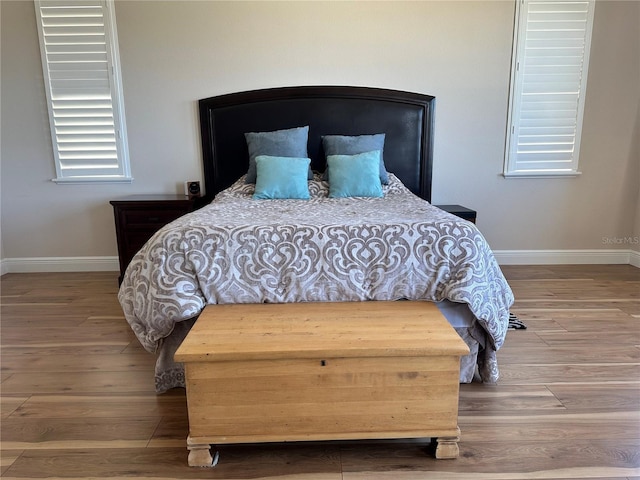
[175,301,470,363]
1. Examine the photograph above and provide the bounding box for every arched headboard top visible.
[199,86,435,202]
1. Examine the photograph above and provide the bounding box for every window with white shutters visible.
[35,0,132,183]
[504,0,595,178]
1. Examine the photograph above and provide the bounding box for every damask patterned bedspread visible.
[118,174,514,382]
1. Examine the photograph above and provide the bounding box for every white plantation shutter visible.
[35,0,131,183]
[504,0,594,177]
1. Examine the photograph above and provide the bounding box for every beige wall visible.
[1,0,639,263]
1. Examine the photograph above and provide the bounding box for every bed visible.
[118,85,514,394]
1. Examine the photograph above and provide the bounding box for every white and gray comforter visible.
[118,174,514,385]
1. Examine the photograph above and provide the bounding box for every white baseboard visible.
[1,250,638,275]
[494,249,639,266]
[1,256,119,274]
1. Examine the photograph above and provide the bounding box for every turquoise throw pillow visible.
[327,151,383,198]
[253,155,311,200]
[322,133,388,184]
[244,126,311,184]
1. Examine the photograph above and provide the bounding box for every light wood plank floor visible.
[1,265,639,479]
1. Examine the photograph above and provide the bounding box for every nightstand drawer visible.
[122,208,190,228]
[122,231,159,262]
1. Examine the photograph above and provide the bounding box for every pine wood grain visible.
[178,302,467,460]
[176,301,470,362]
[1,266,639,478]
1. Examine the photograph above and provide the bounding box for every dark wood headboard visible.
[198,86,435,203]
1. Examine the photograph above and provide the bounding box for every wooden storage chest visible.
[175,301,470,466]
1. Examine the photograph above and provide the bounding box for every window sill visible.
[52,177,134,185]
[502,171,582,179]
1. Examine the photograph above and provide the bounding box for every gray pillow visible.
[244,126,310,184]
[322,133,389,184]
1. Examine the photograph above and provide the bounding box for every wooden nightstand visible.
[110,195,197,284]
[434,205,477,223]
